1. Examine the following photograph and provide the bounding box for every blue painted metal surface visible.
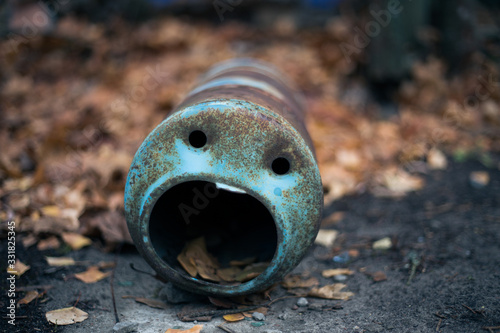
[124,58,323,296]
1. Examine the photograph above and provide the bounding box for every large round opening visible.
[149,181,277,285]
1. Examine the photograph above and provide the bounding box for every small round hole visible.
[189,130,207,148]
[272,157,290,175]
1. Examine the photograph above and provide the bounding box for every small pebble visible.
[292,304,298,310]
[278,313,286,320]
[113,321,139,333]
[296,297,308,307]
[252,312,266,321]
[333,251,350,263]
[251,322,265,327]
[334,274,347,282]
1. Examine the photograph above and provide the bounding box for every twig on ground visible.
[462,304,477,314]
[111,243,123,324]
[436,318,442,332]
[73,291,82,307]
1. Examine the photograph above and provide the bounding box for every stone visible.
[252,312,266,321]
[296,297,308,307]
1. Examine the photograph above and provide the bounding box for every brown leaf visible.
[45,307,88,325]
[216,266,242,282]
[177,250,198,277]
[282,275,320,289]
[322,268,354,278]
[177,237,220,281]
[234,262,269,282]
[7,260,30,277]
[371,271,387,282]
[242,307,270,318]
[223,313,245,322]
[79,210,133,247]
[61,232,92,250]
[165,325,203,333]
[18,290,39,305]
[308,284,354,300]
[229,257,256,267]
[134,297,169,309]
[22,234,38,248]
[46,256,76,267]
[37,236,60,251]
[321,212,345,227]
[41,205,61,217]
[74,266,110,283]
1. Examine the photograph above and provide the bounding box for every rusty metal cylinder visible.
[124,58,323,296]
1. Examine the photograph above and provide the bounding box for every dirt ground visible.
[1,155,499,333]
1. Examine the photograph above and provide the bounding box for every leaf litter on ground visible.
[176,236,269,284]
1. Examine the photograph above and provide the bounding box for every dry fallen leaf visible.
[322,268,354,278]
[229,257,256,266]
[371,271,387,282]
[46,256,76,267]
[46,307,88,325]
[223,313,245,322]
[165,324,203,333]
[7,260,30,277]
[74,266,111,283]
[234,262,269,282]
[321,211,345,227]
[61,232,92,250]
[18,290,39,305]
[37,236,60,251]
[177,237,219,281]
[22,234,38,248]
[134,297,169,309]
[41,205,61,217]
[217,266,242,282]
[282,275,320,289]
[314,229,339,247]
[308,283,354,300]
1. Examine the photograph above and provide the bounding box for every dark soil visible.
[1,156,499,333]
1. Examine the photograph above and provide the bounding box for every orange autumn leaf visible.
[74,266,111,283]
